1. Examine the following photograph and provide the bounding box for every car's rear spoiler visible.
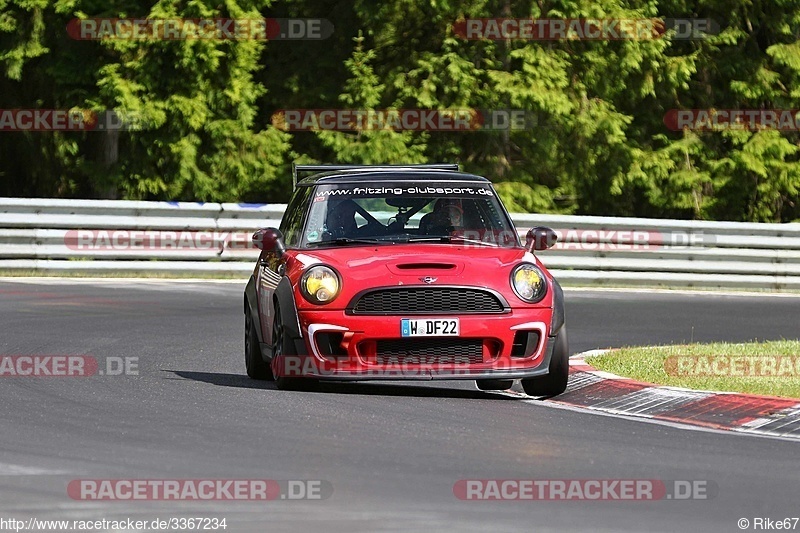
[291,163,460,189]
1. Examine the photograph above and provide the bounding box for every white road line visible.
[492,349,800,443]
[507,394,800,443]
[0,463,70,475]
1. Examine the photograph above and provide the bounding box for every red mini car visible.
[244,164,568,395]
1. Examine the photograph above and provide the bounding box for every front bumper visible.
[274,309,555,381]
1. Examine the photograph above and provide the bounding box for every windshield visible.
[300,182,520,248]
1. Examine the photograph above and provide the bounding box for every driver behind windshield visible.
[324,198,359,238]
[419,198,464,235]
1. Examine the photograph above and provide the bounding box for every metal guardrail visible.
[1,197,799,289]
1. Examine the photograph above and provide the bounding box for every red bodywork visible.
[253,244,557,381]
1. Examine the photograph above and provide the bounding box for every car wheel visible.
[521,326,569,397]
[272,302,316,391]
[245,304,273,380]
[475,379,514,391]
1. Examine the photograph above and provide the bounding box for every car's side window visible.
[280,186,312,247]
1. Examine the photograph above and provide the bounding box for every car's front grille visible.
[350,288,506,315]
[374,338,484,365]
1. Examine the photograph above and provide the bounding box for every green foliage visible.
[1,0,799,220]
[315,34,428,165]
[1,0,289,201]
[0,0,50,80]
[494,181,564,213]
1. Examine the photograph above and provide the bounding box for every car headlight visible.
[510,263,547,303]
[301,265,341,304]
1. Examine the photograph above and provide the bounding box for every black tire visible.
[272,301,316,391]
[475,379,514,391]
[245,304,273,380]
[521,326,569,397]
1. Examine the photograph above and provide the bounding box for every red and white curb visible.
[514,350,800,440]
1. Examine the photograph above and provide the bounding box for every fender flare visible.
[275,276,307,355]
[244,275,261,343]
[550,278,566,335]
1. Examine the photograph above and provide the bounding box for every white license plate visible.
[401,318,460,337]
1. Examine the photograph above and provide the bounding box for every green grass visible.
[586,340,800,399]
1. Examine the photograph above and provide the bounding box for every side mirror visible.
[525,227,557,251]
[252,228,285,254]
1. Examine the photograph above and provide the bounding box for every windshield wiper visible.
[400,236,450,243]
[446,235,501,247]
[402,235,500,247]
[307,237,385,247]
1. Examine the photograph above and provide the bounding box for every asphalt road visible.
[1,279,799,533]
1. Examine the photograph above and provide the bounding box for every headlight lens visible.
[511,264,547,303]
[301,265,341,304]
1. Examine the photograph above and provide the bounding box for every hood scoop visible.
[395,262,457,270]
[387,261,464,276]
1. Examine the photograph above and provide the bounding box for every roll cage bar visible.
[291,163,460,189]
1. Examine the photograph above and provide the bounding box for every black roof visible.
[296,168,490,187]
